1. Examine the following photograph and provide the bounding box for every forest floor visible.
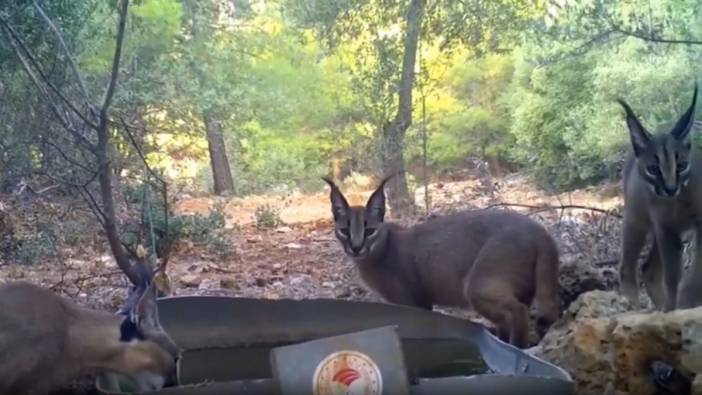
[0,170,627,393]
[0,170,624,320]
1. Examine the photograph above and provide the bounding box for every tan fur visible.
[0,281,178,394]
[324,177,561,348]
[618,85,702,311]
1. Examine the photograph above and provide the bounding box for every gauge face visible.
[312,350,383,395]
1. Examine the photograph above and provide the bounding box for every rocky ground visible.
[3,170,675,394]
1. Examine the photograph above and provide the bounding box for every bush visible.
[12,230,57,266]
[171,206,232,258]
[125,183,232,259]
[505,39,700,190]
[254,204,282,229]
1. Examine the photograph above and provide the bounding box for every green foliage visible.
[408,51,515,168]
[4,0,702,207]
[0,217,68,266]
[10,229,57,266]
[507,31,701,188]
[171,208,232,258]
[254,203,283,229]
[125,182,232,258]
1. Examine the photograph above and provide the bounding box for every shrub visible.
[171,205,232,258]
[254,204,282,229]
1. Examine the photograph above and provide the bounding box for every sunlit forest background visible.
[4,0,701,200]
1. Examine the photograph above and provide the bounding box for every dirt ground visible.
[0,171,624,313]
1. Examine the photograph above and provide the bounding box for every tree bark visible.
[202,110,234,195]
[97,116,138,284]
[381,0,425,216]
[98,0,139,284]
[181,0,235,195]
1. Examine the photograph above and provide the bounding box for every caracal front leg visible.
[642,239,666,310]
[679,228,702,309]
[653,224,684,311]
[619,217,649,308]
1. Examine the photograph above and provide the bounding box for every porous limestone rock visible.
[539,290,630,395]
[539,290,702,395]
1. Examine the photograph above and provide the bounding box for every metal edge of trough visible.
[97,295,573,394]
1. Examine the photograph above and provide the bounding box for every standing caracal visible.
[323,177,561,348]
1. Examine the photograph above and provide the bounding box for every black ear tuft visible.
[322,177,349,220]
[132,279,161,330]
[119,316,145,342]
[117,261,161,330]
[618,98,652,157]
[366,175,392,222]
[671,83,698,141]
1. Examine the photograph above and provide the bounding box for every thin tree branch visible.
[35,111,100,217]
[80,166,101,187]
[101,0,128,115]
[0,19,97,130]
[41,169,99,200]
[3,2,34,21]
[117,117,166,186]
[0,23,68,127]
[611,24,702,46]
[95,0,139,285]
[78,185,107,226]
[42,137,96,174]
[40,171,78,188]
[32,1,92,107]
[117,117,172,269]
[0,17,100,142]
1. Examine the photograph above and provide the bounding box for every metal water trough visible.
[97,296,574,395]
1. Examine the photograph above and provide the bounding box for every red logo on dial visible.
[312,351,383,395]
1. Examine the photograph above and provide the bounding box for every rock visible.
[289,274,312,287]
[179,274,201,287]
[558,259,619,310]
[335,288,352,298]
[539,291,631,395]
[220,277,238,289]
[538,290,702,395]
[198,277,220,291]
[563,289,633,321]
[611,308,702,394]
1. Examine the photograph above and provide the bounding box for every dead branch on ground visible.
[485,202,622,218]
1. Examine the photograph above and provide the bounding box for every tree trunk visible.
[381,122,413,214]
[97,0,138,285]
[202,110,234,195]
[97,115,138,285]
[181,0,235,195]
[487,155,503,178]
[380,0,426,216]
